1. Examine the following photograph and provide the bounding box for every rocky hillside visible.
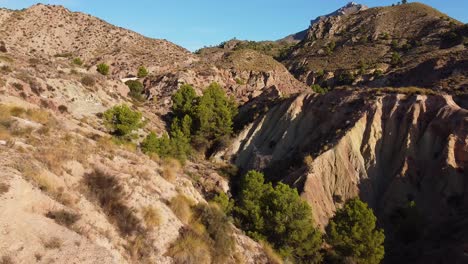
[279,2,368,43]
[0,4,196,78]
[218,89,468,263]
[144,46,308,117]
[0,4,274,264]
[282,3,467,92]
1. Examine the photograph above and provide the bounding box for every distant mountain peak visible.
[279,2,368,43]
[311,2,368,25]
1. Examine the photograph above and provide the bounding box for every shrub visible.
[391,52,402,66]
[311,84,328,94]
[171,84,198,118]
[12,82,23,90]
[137,66,149,78]
[46,210,80,228]
[373,69,384,77]
[235,171,323,263]
[195,82,237,142]
[142,206,161,229]
[168,229,212,264]
[326,198,385,264]
[80,75,95,86]
[72,57,83,66]
[194,203,235,262]
[141,131,191,163]
[125,80,145,101]
[338,71,355,85]
[84,169,144,236]
[170,194,194,225]
[96,63,110,75]
[43,237,62,249]
[103,104,144,137]
[58,105,68,114]
[235,78,245,85]
[212,192,234,214]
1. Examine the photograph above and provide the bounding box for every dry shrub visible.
[142,206,161,229]
[34,134,89,174]
[169,194,194,225]
[43,237,62,249]
[304,155,314,169]
[0,256,13,264]
[167,229,212,264]
[260,241,284,264]
[161,158,181,183]
[0,183,10,195]
[20,164,57,193]
[46,209,80,228]
[83,169,144,237]
[193,203,235,263]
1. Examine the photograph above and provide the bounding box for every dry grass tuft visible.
[142,206,161,229]
[169,194,194,225]
[83,169,144,237]
[43,237,62,249]
[46,209,81,228]
[167,229,212,264]
[161,158,181,183]
[20,164,57,193]
[260,241,284,264]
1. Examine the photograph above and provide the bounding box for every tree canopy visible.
[235,170,323,263]
[326,198,385,264]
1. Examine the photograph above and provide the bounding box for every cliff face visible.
[220,90,468,261]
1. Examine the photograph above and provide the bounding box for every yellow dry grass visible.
[142,206,162,229]
[161,158,181,183]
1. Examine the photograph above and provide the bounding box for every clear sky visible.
[0,0,466,51]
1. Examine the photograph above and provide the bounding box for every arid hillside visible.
[218,89,468,263]
[0,4,196,78]
[283,3,467,92]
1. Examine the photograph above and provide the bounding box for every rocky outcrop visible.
[283,3,468,91]
[279,2,368,43]
[220,90,468,262]
[144,49,308,113]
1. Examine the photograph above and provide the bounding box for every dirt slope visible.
[0,4,196,78]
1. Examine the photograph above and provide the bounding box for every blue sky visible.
[0,0,466,51]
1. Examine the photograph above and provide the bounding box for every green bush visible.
[235,171,322,263]
[97,63,110,75]
[195,83,237,142]
[326,198,385,264]
[141,129,191,163]
[103,104,143,137]
[338,71,356,85]
[137,66,149,78]
[212,192,234,214]
[172,84,198,118]
[391,52,402,66]
[311,84,328,94]
[125,80,145,101]
[72,57,83,66]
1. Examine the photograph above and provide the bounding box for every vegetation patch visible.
[46,209,81,228]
